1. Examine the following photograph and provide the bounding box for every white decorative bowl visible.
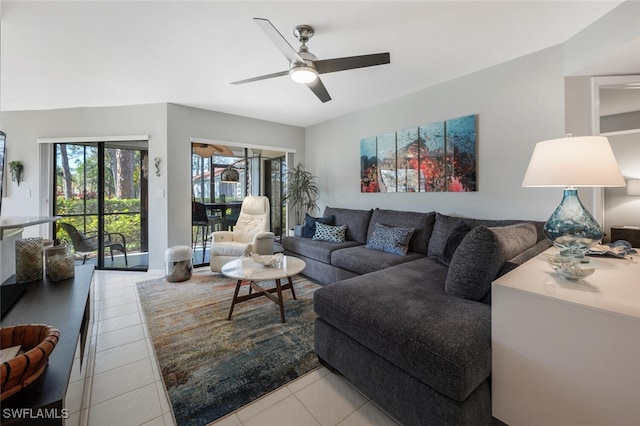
[556,262,596,280]
[251,253,283,267]
[545,254,596,280]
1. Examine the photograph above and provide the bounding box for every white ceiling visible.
[0,0,628,128]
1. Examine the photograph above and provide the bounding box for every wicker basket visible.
[1,324,60,400]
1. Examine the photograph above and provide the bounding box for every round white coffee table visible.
[221,255,306,323]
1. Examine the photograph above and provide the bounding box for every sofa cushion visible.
[467,218,546,243]
[428,213,466,257]
[323,207,373,243]
[367,209,435,255]
[302,213,335,238]
[366,223,415,256]
[313,222,347,243]
[282,237,361,264]
[331,245,425,275]
[314,257,492,402]
[445,223,537,301]
[438,223,471,266]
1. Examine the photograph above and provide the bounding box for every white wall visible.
[564,0,640,76]
[166,103,305,254]
[305,46,566,221]
[605,132,640,233]
[1,104,169,270]
[0,103,304,270]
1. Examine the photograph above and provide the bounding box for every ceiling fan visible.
[192,143,233,158]
[231,18,391,103]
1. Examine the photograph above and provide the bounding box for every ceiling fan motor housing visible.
[294,25,314,43]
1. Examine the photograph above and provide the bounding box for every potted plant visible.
[9,161,24,186]
[284,162,319,234]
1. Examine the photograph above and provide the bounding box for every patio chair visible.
[59,222,128,266]
[192,201,212,263]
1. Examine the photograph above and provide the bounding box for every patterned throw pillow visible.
[302,213,335,238]
[312,222,347,243]
[366,223,416,256]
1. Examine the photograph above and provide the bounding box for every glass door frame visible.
[52,141,149,271]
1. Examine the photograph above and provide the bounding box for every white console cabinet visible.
[492,249,640,426]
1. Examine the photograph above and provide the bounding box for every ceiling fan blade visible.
[231,70,290,85]
[307,77,331,103]
[254,18,304,64]
[315,52,390,74]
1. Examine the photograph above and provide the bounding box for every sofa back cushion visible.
[428,214,546,259]
[445,223,537,301]
[323,207,373,244]
[438,223,471,266]
[428,213,466,257]
[468,218,545,242]
[367,209,435,255]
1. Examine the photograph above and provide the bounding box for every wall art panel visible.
[360,114,477,193]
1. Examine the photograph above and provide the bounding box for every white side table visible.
[492,249,640,426]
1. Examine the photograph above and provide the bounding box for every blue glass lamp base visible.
[543,189,603,258]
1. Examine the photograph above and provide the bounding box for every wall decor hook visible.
[154,157,161,177]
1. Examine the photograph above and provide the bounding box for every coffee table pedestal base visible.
[227,277,297,323]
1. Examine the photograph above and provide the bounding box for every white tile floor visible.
[64,268,400,426]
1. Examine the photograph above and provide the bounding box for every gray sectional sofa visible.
[282,207,551,425]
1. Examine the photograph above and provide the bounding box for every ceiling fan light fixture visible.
[289,65,317,84]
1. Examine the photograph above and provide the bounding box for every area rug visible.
[136,270,322,426]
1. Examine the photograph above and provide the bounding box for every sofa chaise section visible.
[314,257,492,402]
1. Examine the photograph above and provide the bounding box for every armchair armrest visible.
[212,231,234,242]
[252,232,275,255]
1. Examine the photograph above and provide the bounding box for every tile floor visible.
[64,268,400,426]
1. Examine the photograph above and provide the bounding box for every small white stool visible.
[165,245,193,282]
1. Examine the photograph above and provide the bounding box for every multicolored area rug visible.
[136,270,322,426]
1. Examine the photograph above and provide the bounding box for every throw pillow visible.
[302,213,335,238]
[438,223,471,266]
[427,213,466,257]
[312,222,347,243]
[445,223,538,301]
[366,223,416,256]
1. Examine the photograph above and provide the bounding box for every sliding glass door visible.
[53,141,149,271]
[191,151,247,267]
[264,157,286,239]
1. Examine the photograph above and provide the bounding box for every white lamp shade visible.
[522,136,626,187]
[628,179,640,196]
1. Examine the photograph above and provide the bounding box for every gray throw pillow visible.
[438,223,471,266]
[427,213,466,257]
[445,223,537,301]
[366,223,416,256]
[312,222,347,243]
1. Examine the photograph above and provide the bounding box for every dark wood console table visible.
[1,265,94,425]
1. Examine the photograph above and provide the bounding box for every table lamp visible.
[522,135,626,257]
